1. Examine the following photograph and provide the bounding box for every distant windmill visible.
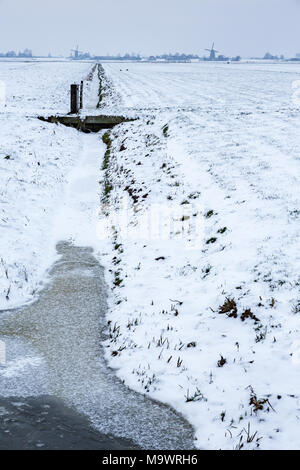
[70,45,83,59]
[205,42,219,61]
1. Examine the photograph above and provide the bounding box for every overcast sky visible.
[0,0,299,57]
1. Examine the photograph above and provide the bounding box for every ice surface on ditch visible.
[0,242,195,450]
[0,335,49,396]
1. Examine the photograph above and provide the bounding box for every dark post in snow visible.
[70,84,79,114]
[80,81,84,109]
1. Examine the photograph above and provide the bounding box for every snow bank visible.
[0,61,94,308]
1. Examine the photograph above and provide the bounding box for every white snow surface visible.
[0,60,300,450]
[98,62,300,450]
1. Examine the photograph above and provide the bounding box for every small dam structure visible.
[38,114,134,133]
[38,82,136,132]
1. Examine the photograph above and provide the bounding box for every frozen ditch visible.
[0,120,195,449]
[0,241,194,450]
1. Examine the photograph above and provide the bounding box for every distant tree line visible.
[72,52,242,62]
[91,53,142,61]
[0,49,33,58]
[263,52,285,60]
[2,48,299,62]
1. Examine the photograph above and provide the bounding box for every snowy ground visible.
[98,62,300,450]
[0,60,95,308]
[1,60,300,450]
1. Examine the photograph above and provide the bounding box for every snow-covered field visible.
[1,60,300,450]
[98,62,300,450]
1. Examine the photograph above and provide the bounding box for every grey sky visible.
[0,0,299,57]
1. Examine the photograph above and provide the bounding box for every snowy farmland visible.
[100,62,300,450]
[0,60,300,450]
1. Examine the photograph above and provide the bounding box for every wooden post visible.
[70,84,79,114]
[80,81,83,109]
